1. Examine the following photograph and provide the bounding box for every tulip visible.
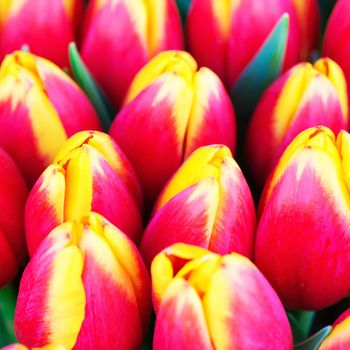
[110,50,236,205]
[15,212,151,350]
[0,147,28,287]
[81,0,183,107]
[2,345,66,350]
[25,130,143,256]
[255,126,350,310]
[0,0,82,67]
[151,243,292,349]
[319,309,350,349]
[323,0,350,101]
[186,0,311,89]
[140,144,255,267]
[246,58,348,189]
[0,51,101,185]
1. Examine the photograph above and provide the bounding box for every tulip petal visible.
[81,0,149,106]
[203,254,292,349]
[111,73,193,204]
[25,165,65,256]
[75,225,143,349]
[0,0,76,67]
[35,57,101,134]
[0,228,18,286]
[15,223,85,348]
[153,278,213,350]
[141,178,219,267]
[184,68,236,157]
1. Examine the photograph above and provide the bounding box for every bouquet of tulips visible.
[1,0,350,349]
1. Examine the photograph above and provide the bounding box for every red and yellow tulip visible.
[0,51,101,184]
[25,131,143,256]
[0,147,28,287]
[81,0,183,107]
[319,309,350,350]
[15,212,151,350]
[323,0,350,102]
[255,126,350,310]
[151,243,292,349]
[110,51,236,205]
[140,144,255,267]
[246,58,348,188]
[0,0,82,67]
[186,0,318,89]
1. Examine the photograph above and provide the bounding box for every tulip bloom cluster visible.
[151,243,293,349]
[111,50,236,204]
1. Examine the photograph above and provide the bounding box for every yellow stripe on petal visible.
[125,50,197,104]
[0,0,26,23]
[46,227,85,349]
[156,145,231,211]
[79,221,138,303]
[144,0,166,55]
[314,58,348,120]
[39,165,66,223]
[58,147,93,221]
[273,63,316,145]
[212,0,241,38]
[202,254,252,349]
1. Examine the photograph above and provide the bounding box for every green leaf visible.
[231,13,289,142]
[288,310,316,342]
[294,326,332,350]
[68,42,115,132]
[0,285,17,345]
[176,0,191,23]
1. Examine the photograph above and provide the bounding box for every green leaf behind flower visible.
[68,42,115,132]
[231,13,289,146]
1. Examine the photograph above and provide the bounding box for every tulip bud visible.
[323,0,350,102]
[25,131,143,256]
[110,50,236,205]
[255,126,350,310]
[0,147,28,287]
[319,309,350,349]
[81,0,183,107]
[15,212,151,350]
[140,144,255,267]
[246,58,348,189]
[2,345,66,350]
[0,51,101,184]
[0,0,82,67]
[151,243,292,349]
[186,0,306,89]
